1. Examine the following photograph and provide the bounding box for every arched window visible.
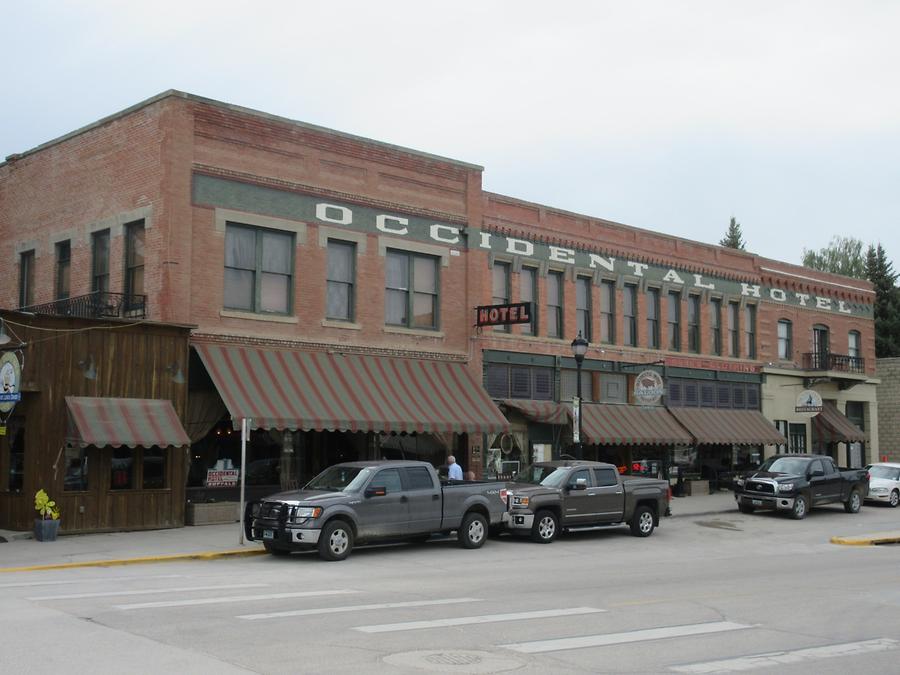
[848,330,861,358]
[813,324,830,367]
[777,319,792,360]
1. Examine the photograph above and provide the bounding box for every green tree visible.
[719,217,746,250]
[802,236,866,279]
[865,244,900,358]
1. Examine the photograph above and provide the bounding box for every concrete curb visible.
[830,534,900,546]
[0,547,267,573]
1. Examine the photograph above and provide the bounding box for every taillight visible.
[666,487,673,502]
[499,488,509,505]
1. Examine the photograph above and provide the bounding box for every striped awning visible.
[501,400,571,425]
[668,407,786,446]
[813,401,866,444]
[580,403,693,446]
[195,343,509,434]
[65,397,190,449]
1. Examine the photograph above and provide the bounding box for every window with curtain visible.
[576,276,592,342]
[667,291,681,351]
[326,240,356,321]
[385,249,439,329]
[19,250,35,308]
[492,261,511,332]
[687,294,700,353]
[546,271,563,338]
[744,304,757,359]
[727,302,740,357]
[777,319,792,360]
[125,220,145,307]
[520,266,537,335]
[224,223,294,314]
[600,279,615,344]
[623,283,637,347]
[92,229,110,293]
[646,287,660,349]
[55,240,71,300]
[710,298,722,356]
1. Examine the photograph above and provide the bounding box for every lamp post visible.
[570,331,589,459]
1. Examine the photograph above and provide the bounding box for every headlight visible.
[512,495,529,507]
[778,483,794,492]
[871,487,888,494]
[293,506,323,522]
[734,478,745,487]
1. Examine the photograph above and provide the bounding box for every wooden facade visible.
[0,311,191,533]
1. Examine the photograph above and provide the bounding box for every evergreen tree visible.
[864,244,900,358]
[802,236,866,279]
[719,217,746,250]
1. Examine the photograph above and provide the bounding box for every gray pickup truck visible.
[505,460,671,542]
[245,460,508,560]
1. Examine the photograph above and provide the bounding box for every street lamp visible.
[570,331,589,459]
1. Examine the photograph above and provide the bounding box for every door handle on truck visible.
[400,495,409,503]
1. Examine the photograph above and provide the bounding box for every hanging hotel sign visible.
[633,370,665,406]
[795,389,823,415]
[475,302,532,327]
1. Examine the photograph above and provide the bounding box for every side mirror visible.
[570,478,588,491]
[809,469,824,479]
[365,486,387,498]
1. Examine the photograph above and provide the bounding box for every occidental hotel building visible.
[0,91,878,532]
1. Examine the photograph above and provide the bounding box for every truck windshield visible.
[759,457,808,475]
[305,466,371,492]
[513,465,570,487]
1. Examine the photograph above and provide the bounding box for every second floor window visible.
[224,223,294,314]
[727,302,740,357]
[92,229,110,293]
[687,294,700,353]
[55,240,71,300]
[576,276,592,342]
[326,240,356,321]
[777,319,792,360]
[744,304,757,359]
[646,288,660,349]
[125,221,145,302]
[386,250,439,329]
[19,250,35,308]
[667,291,681,351]
[600,279,615,344]
[623,283,637,347]
[520,266,537,335]
[546,271,563,338]
[492,261,511,332]
[848,330,861,359]
[710,298,722,356]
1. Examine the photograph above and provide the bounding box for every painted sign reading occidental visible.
[194,174,872,318]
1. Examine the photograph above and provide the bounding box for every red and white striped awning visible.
[668,407,786,446]
[580,403,693,446]
[65,397,190,448]
[501,400,571,425]
[813,401,866,444]
[194,343,509,435]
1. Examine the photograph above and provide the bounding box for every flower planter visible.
[185,501,240,526]
[34,518,61,542]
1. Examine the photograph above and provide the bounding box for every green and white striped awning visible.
[65,397,190,448]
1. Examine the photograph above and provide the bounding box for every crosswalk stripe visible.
[115,589,358,610]
[353,607,605,633]
[670,638,900,673]
[238,597,483,621]
[0,575,185,589]
[29,583,268,601]
[501,621,753,654]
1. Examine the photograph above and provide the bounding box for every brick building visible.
[0,91,879,528]
[876,358,900,463]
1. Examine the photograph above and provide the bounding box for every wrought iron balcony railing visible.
[802,351,865,374]
[21,292,147,320]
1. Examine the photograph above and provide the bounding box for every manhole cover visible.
[384,649,524,673]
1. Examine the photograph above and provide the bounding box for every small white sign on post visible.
[572,396,581,444]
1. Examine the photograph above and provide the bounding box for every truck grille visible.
[747,481,775,494]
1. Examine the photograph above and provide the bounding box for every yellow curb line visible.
[830,536,900,546]
[0,548,267,573]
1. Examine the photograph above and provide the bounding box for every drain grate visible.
[425,653,484,666]
[384,649,524,673]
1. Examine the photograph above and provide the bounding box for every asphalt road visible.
[2,504,899,674]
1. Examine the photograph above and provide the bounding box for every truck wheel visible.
[891,490,899,508]
[459,512,487,549]
[318,520,354,561]
[530,510,559,544]
[264,542,290,556]
[844,489,862,514]
[738,502,755,514]
[630,505,655,537]
[791,494,808,520]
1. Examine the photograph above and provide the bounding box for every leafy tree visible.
[865,244,900,358]
[802,236,866,279]
[719,217,746,250]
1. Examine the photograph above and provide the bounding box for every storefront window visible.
[111,448,134,490]
[143,447,167,489]
[188,422,284,488]
[7,422,25,491]
[64,446,89,492]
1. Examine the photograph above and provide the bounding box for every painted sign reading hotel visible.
[194,174,871,318]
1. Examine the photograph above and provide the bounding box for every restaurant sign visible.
[795,389,823,415]
[634,370,665,406]
[0,351,23,436]
[475,302,532,327]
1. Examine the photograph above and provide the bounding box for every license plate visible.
[263,529,274,540]
[752,499,762,506]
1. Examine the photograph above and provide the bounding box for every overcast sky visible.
[4,1,898,268]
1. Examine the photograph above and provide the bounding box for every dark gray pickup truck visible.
[734,454,869,519]
[245,460,508,560]
[504,460,671,542]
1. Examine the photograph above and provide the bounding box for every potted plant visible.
[34,489,61,541]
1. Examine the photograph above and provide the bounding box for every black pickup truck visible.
[734,454,869,520]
